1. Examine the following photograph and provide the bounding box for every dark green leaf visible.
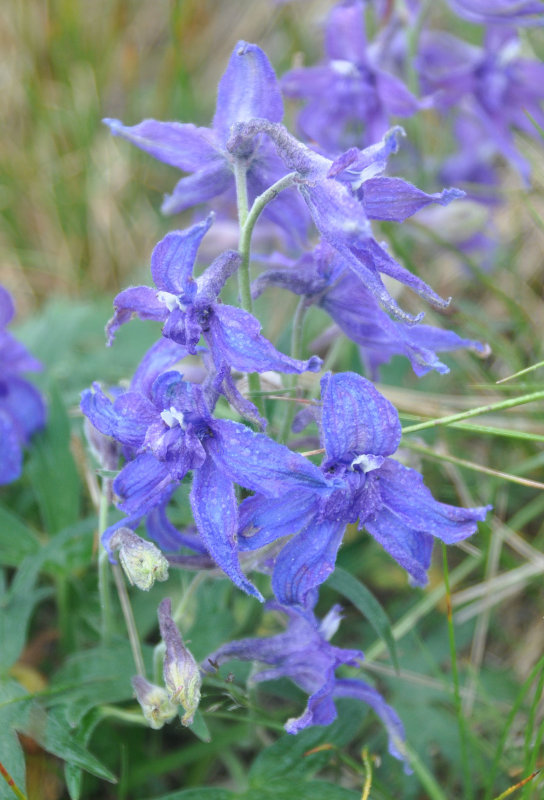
[0,505,41,566]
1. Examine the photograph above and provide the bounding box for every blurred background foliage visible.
[1,1,544,799]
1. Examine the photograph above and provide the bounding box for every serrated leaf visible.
[327,566,399,672]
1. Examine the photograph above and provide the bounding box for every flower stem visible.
[98,478,115,644]
[281,297,309,443]
[112,564,146,677]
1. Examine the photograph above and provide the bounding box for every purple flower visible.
[82,362,333,599]
[253,242,489,379]
[228,121,462,324]
[204,600,410,771]
[417,28,544,181]
[103,42,309,242]
[239,372,491,605]
[281,0,421,151]
[106,215,321,379]
[0,286,46,484]
[447,0,544,25]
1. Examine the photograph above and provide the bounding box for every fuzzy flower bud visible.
[131,675,177,729]
[158,598,202,726]
[109,528,169,591]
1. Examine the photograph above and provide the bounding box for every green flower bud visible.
[158,598,202,726]
[131,675,177,729]
[110,528,169,591]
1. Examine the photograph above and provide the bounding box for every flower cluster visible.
[81,16,506,767]
[0,286,46,485]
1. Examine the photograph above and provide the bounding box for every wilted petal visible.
[207,304,321,374]
[110,527,169,591]
[190,456,262,599]
[150,216,213,297]
[103,118,219,171]
[106,286,168,345]
[207,419,331,496]
[158,598,202,725]
[213,42,283,146]
[320,372,401,464]
[362,177,464,222]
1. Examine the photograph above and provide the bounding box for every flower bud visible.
[158,598,202,726]
[109,528,169,591]
[131,675,177,729]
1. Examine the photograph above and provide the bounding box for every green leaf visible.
[26,382,81,535]
[0,505,41,566]
[15,704,116,784]
[243,781,359,800]
[327,566,399,671]
[64,708,105,800]
[0,679,29,800]
[249,700,367,787]
[188,708,211,743]
[48,642,146,725]
[0,557,51,674]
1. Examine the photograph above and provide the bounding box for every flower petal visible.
[362,177,464,223]
[213,42,283,145]
[320,372,401,463]
[190,456,262,599]
[207,304,321,374]
[150,216,213,297]
[103,118,219,171]
[115,453,177,516]
[0,408,22,484]
[207,419,331,496]
[161,162,232,215]
[106,287,168,345]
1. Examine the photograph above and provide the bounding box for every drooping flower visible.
[103,42,309,242]
[106,215,321,380]
[204,600,410,771]
[238,372,491,607]
[132,675,178,730]
[282,0,422,151]
[252,242,489,378]
[228,121,462,324]
[109,527,169,591]
[0,286,46,485]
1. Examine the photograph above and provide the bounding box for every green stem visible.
[98,478,115,644]
[402,390,544,435]
[442,544,472,800]
[112,564,146,677]
[280,297,309,443]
